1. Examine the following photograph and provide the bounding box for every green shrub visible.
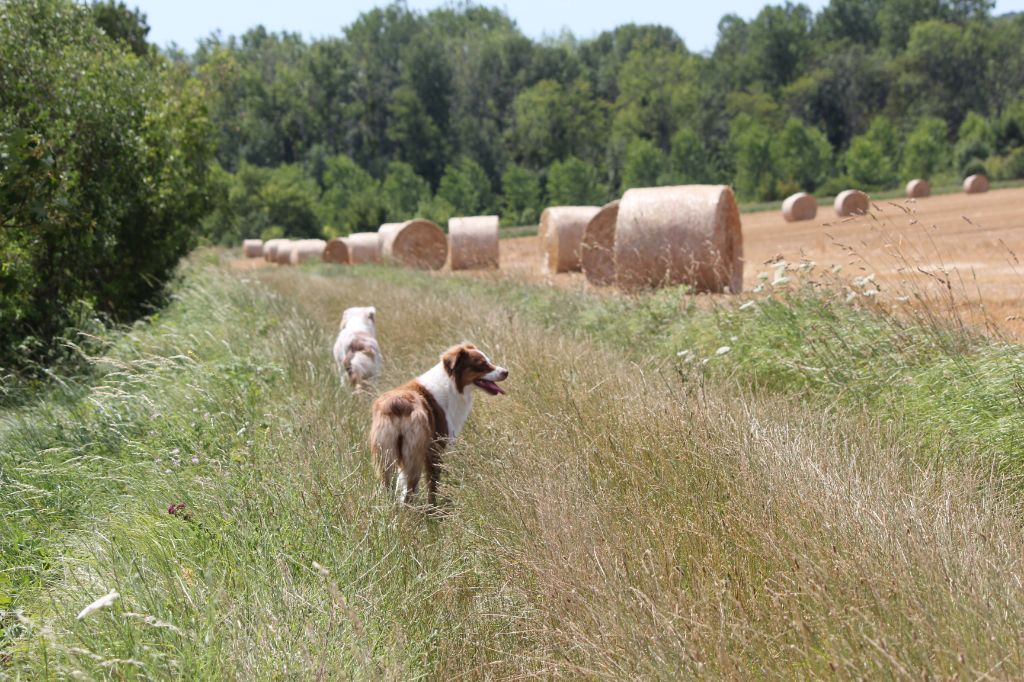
[0,0,213,372]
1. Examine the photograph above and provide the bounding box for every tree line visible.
[3,0,1024,374]
[191,0,1024,243]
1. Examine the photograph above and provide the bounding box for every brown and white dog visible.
[333,306,382,390]
[369,342,508,504]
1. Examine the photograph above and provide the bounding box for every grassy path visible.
[3,258,1024,678]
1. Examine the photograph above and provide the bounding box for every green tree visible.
[507,79,608,168]
[669,128,706,184]
[546,156,608,205]
[437,157,493,215]
[771,118,833,192]
[730,115,778,200]
[621,138,669,191]
[500,164,541,225]
[89,0,152,57]
[954,111,994,172]
[1,0,213,370]
[845,117,901,189]
[380,161,431,221]
[317,154,382,234]
[614,44,698,149]
[901,116,951,179]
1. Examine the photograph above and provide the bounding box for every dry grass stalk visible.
[581,200,620,286]
[615,185,743,293]
[379,220,448,270]
[448,216,499,270]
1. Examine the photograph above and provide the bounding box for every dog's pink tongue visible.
[475,379,506,395]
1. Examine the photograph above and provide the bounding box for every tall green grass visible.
[2,255,1024,678]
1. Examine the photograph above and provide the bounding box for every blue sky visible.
[137,0,1024,54]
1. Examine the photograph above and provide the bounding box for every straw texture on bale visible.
[615,185,743,294]
[263,238,285,263]
[906,179,931,198]
[347,232,383,264]
[540,206,601,273]
[963,174,989,194]
[378,219,448,270]
[322,237,350,264]
[833,189,870,217]
[781,192,817,222]
[242,239,263,258]
[288,239,326,265]
[580,201,620,286]
[274,240,297,265]
[448,216,499,270]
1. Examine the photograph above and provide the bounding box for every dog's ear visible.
[441,345,468,376]
[367,307,376,322]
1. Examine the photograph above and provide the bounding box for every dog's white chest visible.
[418,364,474,438]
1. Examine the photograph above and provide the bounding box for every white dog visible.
[333,306,381,390]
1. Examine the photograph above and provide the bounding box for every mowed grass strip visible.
[3,257,1024,678]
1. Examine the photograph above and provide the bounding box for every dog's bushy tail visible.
[369,394,430,498]
[346,350,378,392]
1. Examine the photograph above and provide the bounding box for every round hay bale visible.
[322,237,350,264]
[580,200,620,286]
[905,179,931,198]
[963,174,989,194]
[833,189,870,217]
[378,219,448,270]
[540,206,601,273]
[347,232,382,264]
[289,239,326,265]
[274,240,298,265]
[263,238,285,262]
[615,185,743,294]
[448,216,499,270]
[242,239,264,258]
[781,192,817,222]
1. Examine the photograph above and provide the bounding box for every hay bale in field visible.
[833,189,870,217]
[347,232,383,264]
[615,185,743,294]
[242,239,263,258]
[781,192,817,222]
[448,215,499,270]
[263,238,285,263]
[322,237,350,264]
[906,179,931,198]
[378,219,448,270]
[580,200,620,286]
[540,206,601,273]
[289,239,326,265]
[963,174,989,194]
[274,240,298,265]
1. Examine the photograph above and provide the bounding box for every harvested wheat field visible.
[495,187,1024,337]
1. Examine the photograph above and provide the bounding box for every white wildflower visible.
[739,301,756,311]
[846,291,857,303]
[76,590,119,620]
[852,273,876,288]
[715,346,731,356]
[757,271,770,281]
[753,284,765,293]
[863,289,879,298]
[895,296,910,302]
[312,561,331,577]
[772,275,791,286]
[730,336,738,342]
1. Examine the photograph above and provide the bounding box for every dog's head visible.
[441,343,508,395]
[341,306,376,331]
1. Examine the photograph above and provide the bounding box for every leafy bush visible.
[845,117,900,189]
[0,0,213,372]
[620,138,669,192]
[900,116,951,180]
[546,156,609,205]
[500,164,541,226]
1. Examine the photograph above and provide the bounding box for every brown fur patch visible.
[369,379,450,505]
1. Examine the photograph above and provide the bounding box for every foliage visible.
[621,138,670,192]
[546,156,609,205]
[901,116,951,179]
[500,164,541,226]
[0,0,213,371]
[315,154,381,235]
[845,117,901,189]
[770,118,833,192]
[437,157,494,216]
[379,161,431,222]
